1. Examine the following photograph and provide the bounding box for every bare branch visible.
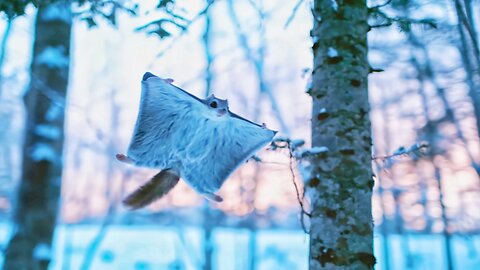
[226,0,290,134]
[202,0,214,97]
[284,0,304,29]
[269,137,311,233]
[287,142,311,234]
[80,91,123,270]
[151,1,215,62]
[372,142,429,161]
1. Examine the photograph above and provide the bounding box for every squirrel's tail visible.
[123,169,180,209]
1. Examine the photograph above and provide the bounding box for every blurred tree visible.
[201,1,214,269]
[0,0,137,268]
[3,1,72,269]
[0,13,14,204]
[0,15,13,99]
[309,0,374,269]
[453,0,480,150]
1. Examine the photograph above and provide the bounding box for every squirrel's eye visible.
[210,101,218,108]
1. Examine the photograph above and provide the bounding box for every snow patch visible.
[290,139,305,149]
[327,47,338,57]
[393,146,406,155]
[31,143,57,162]
[41,3,71,22]
[273,136,289,142]
[297,163,311,183]
[34,243,51,260]
[331,0,338,11]
[307,146,329,154]
[35,124,61,140]
[46,104,63,121]
[296,146,329,158]
[304,81,312,93]
[35,46,69,68]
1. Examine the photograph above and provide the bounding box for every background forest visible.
[0,0,479,269]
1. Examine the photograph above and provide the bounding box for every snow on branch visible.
[30,143,58,162]
[265,137,430,233]
[373,141,429,161]
[36,46,69,68]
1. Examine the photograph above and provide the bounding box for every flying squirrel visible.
[117,72,277,209]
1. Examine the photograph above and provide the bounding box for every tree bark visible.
[0,16,13,100]
[453,0,480,148]
[3,2,72,270]
[309,1,374,269]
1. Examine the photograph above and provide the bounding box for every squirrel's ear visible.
[142,72,157,81]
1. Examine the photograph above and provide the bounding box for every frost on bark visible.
[309,0,374,269]
[3,2,72,270]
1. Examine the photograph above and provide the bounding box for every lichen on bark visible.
[309,0,375,269]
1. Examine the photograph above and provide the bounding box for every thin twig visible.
[369,9,437,30]
[150,1,215,64]
[79,206,115,270]
[80,92,121,270]
[263,138,311,232]
[285,142,311,234]
[202,0,214,97]
[226,0,290,134]
[372,142,428,161]
[284,0,304,29]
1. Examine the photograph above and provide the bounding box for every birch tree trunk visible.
[309,0,374,269]
[3,2,72,269]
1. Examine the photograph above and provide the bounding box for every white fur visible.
[127,76,276,195]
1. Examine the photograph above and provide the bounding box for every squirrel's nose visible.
[218,108,227,116]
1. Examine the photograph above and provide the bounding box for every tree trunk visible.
[0,17,13,100]
[309,1,374,269]
[3,2,72,270]
[453,0,480,136]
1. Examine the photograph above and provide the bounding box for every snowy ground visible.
[0,224,479,269]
